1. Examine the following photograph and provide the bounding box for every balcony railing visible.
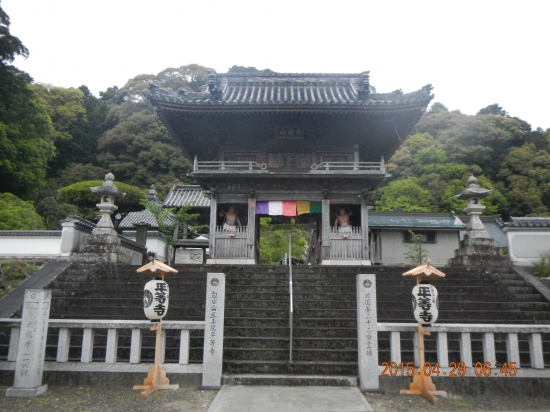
[311,158,385,173]
[193,157,267,172]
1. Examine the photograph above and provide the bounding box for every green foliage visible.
[140,199,208,262]
[0,261,41,299]
[376,177,435,212]
[477,103,508,116]
[95,65,208,188]
[403,230,429,266]
[428,102,448,114]
[57,180,144,221]
[258,218,309,264]
[533,253,550,278]
[228,65,275,74]
[0,4,29,62]
[58,163,109,187]
[0,193,45,230]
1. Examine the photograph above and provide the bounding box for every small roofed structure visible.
[402,262,446,282]
[137,259,178,276]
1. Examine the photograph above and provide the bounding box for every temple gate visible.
[150,72,433,264]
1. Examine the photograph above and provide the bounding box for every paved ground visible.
[207,386,373,412]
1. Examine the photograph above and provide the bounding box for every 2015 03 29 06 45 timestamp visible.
[380,361,517,377]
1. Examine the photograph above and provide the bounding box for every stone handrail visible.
[0,319,205,374]
[378,323,550,376]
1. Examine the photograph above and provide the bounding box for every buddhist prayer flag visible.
[296,201,310,215]
[268,201,282,216]
[282,201,297,216]
[256,201,268,215]
[256,200,322,215]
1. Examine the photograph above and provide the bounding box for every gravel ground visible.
[1,385,549,411]
[0,385,218,412]
[365,392,550,411]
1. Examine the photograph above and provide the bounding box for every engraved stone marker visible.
[201,273,225,389]
[357,274,379,391]
[7,289,51,397]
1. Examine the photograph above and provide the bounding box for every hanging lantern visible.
[144,279,169,320]
[412,283,438,325]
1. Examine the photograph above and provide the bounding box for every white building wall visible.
[0,236,61,259]
[123,235,168,263]
[379,230,460,267]
[507,231,550,266]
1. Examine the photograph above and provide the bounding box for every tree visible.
[477,103,508,117]
[57,180,145,223]
[0,193,45,230]
[403,230,429,266]
[140,199,208,262]
[376,178,435,212]
[96,65,210,192]
[428,102,448,114]
[227,65,275,74]
[0,4,55,198]
[258,218,309,264]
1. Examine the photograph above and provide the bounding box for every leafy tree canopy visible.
[0,192,45,230]
[376,177,435,212]
[57,180,145,222]
[477,103,508,117]
[228,65,275,74]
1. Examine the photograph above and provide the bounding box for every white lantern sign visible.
[144,279,169,320]
[412,283,438,325]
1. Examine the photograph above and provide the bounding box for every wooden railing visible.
[329,226,363,259]
[378,323,550,376]
[214,226,248,258]
[193,157,267,172]
[0,319,204,374]
[311,158,385,173]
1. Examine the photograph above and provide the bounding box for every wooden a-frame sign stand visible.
[133,259,179,397]
[400,263,447,403]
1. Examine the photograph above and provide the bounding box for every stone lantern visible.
[448,175,510,267]
[455,175,491,239]
[72,172,133,264]
[90,172,125,233]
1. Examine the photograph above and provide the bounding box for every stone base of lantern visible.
[448,235,510,267]
[72,228,131,265]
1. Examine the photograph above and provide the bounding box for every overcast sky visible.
[4,0,550,129]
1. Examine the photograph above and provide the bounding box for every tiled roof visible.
[505,217,550,228]
[163,185,210,208]
[149,72,433,108]
[369,212,466,230]
[119,209,174,229]
[0,231,61,237]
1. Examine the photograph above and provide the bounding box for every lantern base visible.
[401,370,447,403]
[133,362,179,397]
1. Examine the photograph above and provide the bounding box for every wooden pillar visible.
[209,196,217,259]
[361,195,369,261]
[321,199,330,260]
[247,198,256,261]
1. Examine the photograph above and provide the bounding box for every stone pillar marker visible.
[356,274,378,391]
[202,272,225,389]
[7,289,51,397]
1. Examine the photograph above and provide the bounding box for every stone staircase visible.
[2,263,550,375]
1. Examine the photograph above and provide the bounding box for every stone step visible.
[222,374,357,386]
[223,360,357,375]
[224,347,356,362]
